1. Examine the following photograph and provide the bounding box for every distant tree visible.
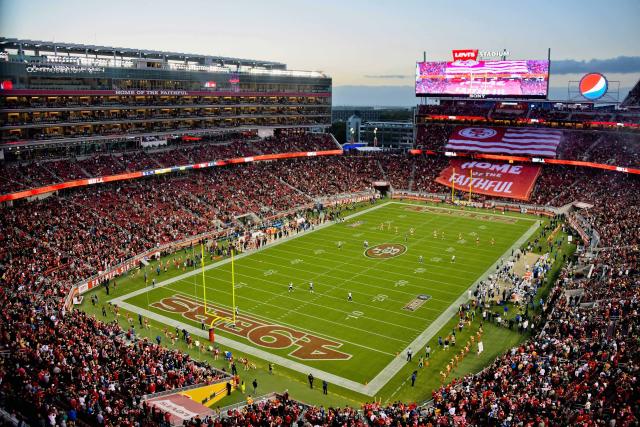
[378,109,413,121]
[330,121,347,144]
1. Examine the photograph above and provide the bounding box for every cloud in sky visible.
[552,56,640,74]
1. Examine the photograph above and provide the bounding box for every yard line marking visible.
[360,219,541,395]
[388,201,539,221]
[153,288,396,357]
[213,260,456,308]
[165,275,422,332]
[260,244,489,279]
[154,283,410,344]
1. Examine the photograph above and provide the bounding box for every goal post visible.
[201,242,235,328]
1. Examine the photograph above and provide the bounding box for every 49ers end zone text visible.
[151,294,352,361]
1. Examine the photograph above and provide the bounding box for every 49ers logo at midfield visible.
[365,243,407,259]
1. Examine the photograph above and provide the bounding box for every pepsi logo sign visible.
[579,73,608,100]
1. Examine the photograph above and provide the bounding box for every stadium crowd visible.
[1,129,640,425]
[415,123,640,168]
[417,102,640,125]
[0,133,340,193]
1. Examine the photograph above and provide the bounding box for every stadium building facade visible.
[0,38,332,149]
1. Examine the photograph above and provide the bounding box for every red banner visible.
[435,159,541,201]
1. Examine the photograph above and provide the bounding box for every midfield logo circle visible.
[364,243,407,259]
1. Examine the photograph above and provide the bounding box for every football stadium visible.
[1,2,639,426]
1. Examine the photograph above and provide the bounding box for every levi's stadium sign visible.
[452,49,510,61]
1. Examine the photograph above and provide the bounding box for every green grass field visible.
[110,201,539,394]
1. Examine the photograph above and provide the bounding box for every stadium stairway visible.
[375,159,389,188]
[408,158,417,192]
[76,162,93,179]
[278,177,314,201]
[580,135,605,161]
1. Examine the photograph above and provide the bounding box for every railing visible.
[4,55,327,78]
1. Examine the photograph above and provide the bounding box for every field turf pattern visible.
[122,201,536,385]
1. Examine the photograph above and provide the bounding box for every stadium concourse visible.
[0,124,639,425]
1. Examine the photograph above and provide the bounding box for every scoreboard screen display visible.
[416,59,549,99]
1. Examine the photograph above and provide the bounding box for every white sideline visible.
[109,200,541,396]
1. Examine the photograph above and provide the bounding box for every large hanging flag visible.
[436,159,542,201]
[446,126,563,157]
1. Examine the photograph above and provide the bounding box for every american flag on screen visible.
[445,60,530,75]
[446,127,563,157]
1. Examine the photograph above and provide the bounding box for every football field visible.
[111,201,539,395]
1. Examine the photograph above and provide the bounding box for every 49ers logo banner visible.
[435,159,541,201]
[151,294,351,360]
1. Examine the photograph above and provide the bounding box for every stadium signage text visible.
[26,65,105,74]
[452,49,510,61]
[436,159,541,201]
[452,49,479,61]
[114,90,189,96]
[460,161,523,175]
[151,294,351,360]
[364,243,407,259]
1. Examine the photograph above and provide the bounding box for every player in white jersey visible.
[347,292,353,302]
[309,281,314,293]
[288,282,294,292]
[418,255,424,264]
[363,240,369,248]
[451,255,456,263]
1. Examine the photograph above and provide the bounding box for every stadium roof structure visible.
[621,78,640,107]
[0,37,287,69]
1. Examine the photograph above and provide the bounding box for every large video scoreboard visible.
[416,58,549,99]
